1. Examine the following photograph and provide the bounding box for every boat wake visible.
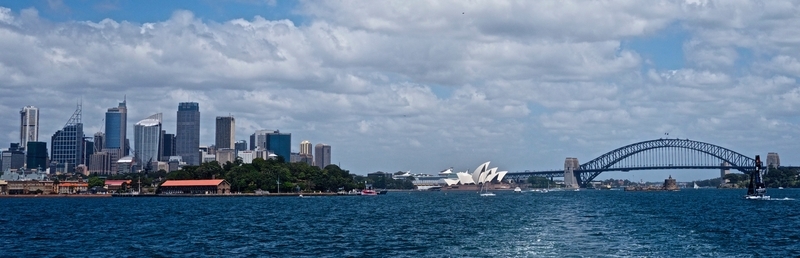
[767,197,795,201]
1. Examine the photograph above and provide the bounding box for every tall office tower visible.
[89,151,113,175]
[25,141,47,170]
[250,129,275,150]
[299,140,313,166]
[104,99,127,153]
[134,113,162,166]
[300,140,312,155]
[265,131,291,162]
[93,132,105,153]
[1,143,25,171]
[161,132,176,161]
[235,140,247,152]
[215,116,235,149]
[314,143,331,169]
[176,102,200,165]
[83,137,94,166]
[51,104,85,173]
[19,106,39,151]
[766,152,780,168]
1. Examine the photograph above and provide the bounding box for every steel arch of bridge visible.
[576,138,755,187]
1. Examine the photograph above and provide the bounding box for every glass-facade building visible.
[176,102,200,165]
[162,132,176,161]
[51,123,84,173]
[105,101,127,155]
[134,113,162,165]
[26,141,47,170]
[266,132,291,163]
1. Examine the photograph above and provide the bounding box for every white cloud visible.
[3,2,800,181]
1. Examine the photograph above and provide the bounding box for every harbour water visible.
[1,189,799,257]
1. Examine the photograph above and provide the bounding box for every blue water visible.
[1,189,799,257]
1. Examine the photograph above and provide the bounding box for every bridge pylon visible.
[564,157,580,189]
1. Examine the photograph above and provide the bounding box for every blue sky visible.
[0,0,304,24]
[1,0,800,183]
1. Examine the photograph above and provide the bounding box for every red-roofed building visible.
[56,181,89,194]
[159,179,230,194]
[105,180,131,192]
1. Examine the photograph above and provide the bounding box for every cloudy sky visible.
[1,0,799,181]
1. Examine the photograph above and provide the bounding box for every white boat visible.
[480,192,496,196]
[514,187,522,193]
[779,187,784,190]
[693,182,699,189]
[745,195,770,200]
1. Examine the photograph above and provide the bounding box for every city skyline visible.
[2,1,800,181]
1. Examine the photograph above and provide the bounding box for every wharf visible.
[112,192,340,197]
[0,194,112,198]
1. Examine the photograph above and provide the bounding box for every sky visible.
[1,0,800,182]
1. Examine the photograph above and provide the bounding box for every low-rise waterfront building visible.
[6,180,54,194]
[0,180,7,194]
[159,179,230,194]
[105,180,131,192]
[56,181,88,194]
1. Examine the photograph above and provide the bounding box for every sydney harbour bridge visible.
[505,138,775,188]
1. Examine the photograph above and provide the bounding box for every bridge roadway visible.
[506,165,752,180]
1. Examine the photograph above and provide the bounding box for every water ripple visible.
[1,189,799,257]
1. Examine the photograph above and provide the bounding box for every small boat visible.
[361,182,378,196]
[361,189,378,196]
[480,192,496,197]
[574,188,580,192]
[514,187,522,193]
[693,182,700,189]
[779,187,784,190]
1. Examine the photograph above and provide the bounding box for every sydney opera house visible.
[442,161,507,187]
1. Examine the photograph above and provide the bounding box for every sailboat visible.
[477,164,497,196]
[693,182,699,189]
[745,155,770,200]
[479,183,496,196]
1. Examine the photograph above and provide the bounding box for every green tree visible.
[88,176,105,188]
[527,176,552,188]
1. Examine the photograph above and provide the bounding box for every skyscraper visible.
[300,140,312,155]
[314,143,331,169]
[19,106,39,151]
[51,104,84,173]
[104,99,127,154]
[134,113,162,166]
[250,129,275,150]
[25,141,47,170]
[266,131,291,162]
[299,140,313,166]
[161,132,176,161]
[215,116,235,149]
[93,132,105,153]
[1,143,24,171]
[235,140,247,152]
[176,102,200,165]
